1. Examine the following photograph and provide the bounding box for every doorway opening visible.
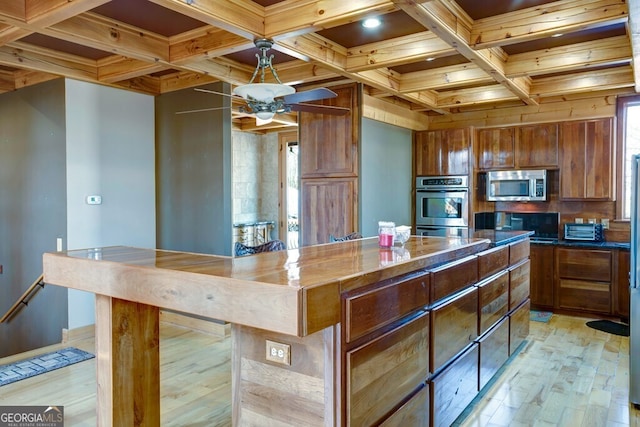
[278,131,299,248]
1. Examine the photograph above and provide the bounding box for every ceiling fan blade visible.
[290,103,349,115]
[175,106,229,115]
[283,87,337,104]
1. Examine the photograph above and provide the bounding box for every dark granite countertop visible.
[530,239,629,250]
[471,229,534,246]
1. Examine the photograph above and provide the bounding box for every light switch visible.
[86,195,102,205]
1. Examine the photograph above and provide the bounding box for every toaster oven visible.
[564,223,604,241]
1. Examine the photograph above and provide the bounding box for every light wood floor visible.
[0,314,639,426]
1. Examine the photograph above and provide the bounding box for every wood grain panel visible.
[478,245,509,281]
[509,259,530,310]
[477,270,509,335]
[300,177,356,246]
[232,324,336,426]
[530,244,555,308]
[415,128,469,176]
[347,311,429,426]
[558,279,611,313]
[379,385,429,427]
[584,118,613,199]
[430,343,479,427]
[614,250,630,318]
[476,127,515,170]
[516,123,558,168]
[431,255,478,303]
[556,247,611,282]
[345,271,430,343]
[509,299,530,355]
[560,120,587,198]
[509,238,530,266]
[431,286,478,372]
[478,317,509,390]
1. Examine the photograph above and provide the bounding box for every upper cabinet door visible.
[516,123,558,168]
[560,118,614,200]
[476,128,515,170]
[415,128,469,176]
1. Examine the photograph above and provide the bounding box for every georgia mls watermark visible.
[0,406,63,427]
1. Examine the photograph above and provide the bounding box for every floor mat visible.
[530,310,553,323]
[586,320,630,337]
[0,347,94,387]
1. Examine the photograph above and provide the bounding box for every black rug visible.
[586,320,630,337]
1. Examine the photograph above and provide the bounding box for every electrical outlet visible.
[266,340,291,365]
[602,218,610,229]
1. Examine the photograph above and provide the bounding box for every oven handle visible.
[416,188,468,193]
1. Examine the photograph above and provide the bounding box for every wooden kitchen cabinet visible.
[516,123,558,168]
[476,127,515,170]
[559,118,614,200]
[530,244,554,309]
[415,128,469,176]
[556,247,612,314]
[614,249,630,319]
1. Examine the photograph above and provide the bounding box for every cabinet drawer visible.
[431,255,478,303]
[478,270,509,335]
[509,259,530,310]
[379,385,429,427]
[478,317,509,390]
[430,343,479,427]
[509,239,530,266]
[557,248,611,282]
[478,245,509,281]
[345,271,430,343]
[347,311,429,427]
[509,299,530,355]
[431,286,478,372]
[558,279,611,314]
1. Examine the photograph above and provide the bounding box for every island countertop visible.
[43,236,491,337]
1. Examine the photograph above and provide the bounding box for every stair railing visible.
[0,274,45,323]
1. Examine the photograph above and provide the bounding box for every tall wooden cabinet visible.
[415,128,469,176]
[530,245,554,309]
[559,118,614,200]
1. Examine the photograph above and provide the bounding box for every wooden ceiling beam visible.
[148,0,264,41]
[98,56,170,84]
[179,56,255,86]
[628,0,640,92]
[0,69,15,92]
[506,35,632,77]
[471,0,628,49]
[158,71,219,94]
[395,0,539,106]
[265,0,397,39]
[436,84,520,108]
[531,66,635,97]
[13,69,60,89]
[169,27,253,64]
[0,42,97,81]
[399,62,492,91]
[346,31,456,72]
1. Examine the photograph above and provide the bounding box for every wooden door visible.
[299,84,359,246]
[476,127,515,170]
[530,244,554,308]
[517,123,558,168]
[560,119,614,200]
[415,128,469,176]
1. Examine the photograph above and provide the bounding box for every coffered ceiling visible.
[0,0,636,132]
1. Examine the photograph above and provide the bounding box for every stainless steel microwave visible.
[486,169,547,201]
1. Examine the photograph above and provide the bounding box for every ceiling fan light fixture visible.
[233,83,294,103]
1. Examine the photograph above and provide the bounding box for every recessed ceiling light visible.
[426,57,435,62]
[362,18,381,29]
[552,33,563,37]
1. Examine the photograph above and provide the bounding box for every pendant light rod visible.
[248,39,284,85]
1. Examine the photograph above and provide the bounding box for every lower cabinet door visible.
[509,259,530,310]
[379,384,430,427]
[509,299,530,355]
[478,316,509,389]
[346,311,429,426]
[430,343,479,427]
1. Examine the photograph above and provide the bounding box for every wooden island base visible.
[43,235,531,426]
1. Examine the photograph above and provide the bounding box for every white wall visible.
[65,79,156,329]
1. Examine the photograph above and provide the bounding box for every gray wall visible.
[360,117,413,237]
[156,82,233,255]
[0,79,67,358]
[65,79,156,329]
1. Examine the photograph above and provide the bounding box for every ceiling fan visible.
[183,39,349,125]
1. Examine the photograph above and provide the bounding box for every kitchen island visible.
[42,233,531,426]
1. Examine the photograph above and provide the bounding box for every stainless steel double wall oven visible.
[415,176,469,237]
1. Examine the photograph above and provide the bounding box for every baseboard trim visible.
[61,310,230,343]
